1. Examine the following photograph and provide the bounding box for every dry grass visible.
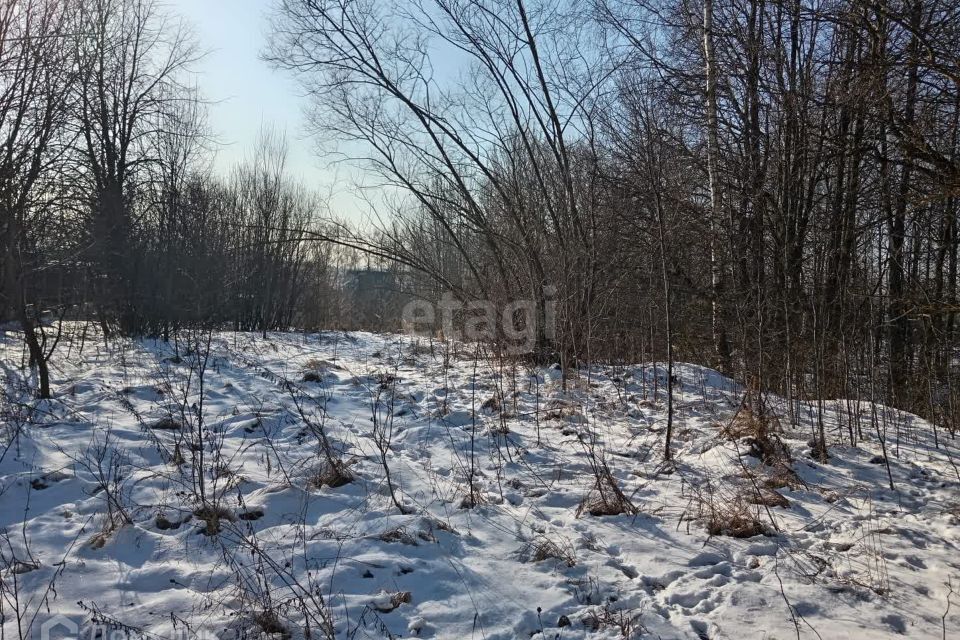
[721,403,789,464]
[194,504,235,536]
[371,590,413,613]
[720,405,764,440]
[690,484,771,539]
[407,341,435,356]
[458,491,486,509]
[577,475,639,517]
[579,604,647,638]
[762,463,802,490]
[705,499,769,538]
[306,459,354,489]
[544,398,582,421]
[149,416,182,430]
[480,395,501,414]
[723,399,801,491]
[745,486,790,508]
[377,527,420,546]
[301,358,341,382]
[520,534,577,567]
[155,513,188,530]
[251,610,290,639]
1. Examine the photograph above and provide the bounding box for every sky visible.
[166,0,362,220]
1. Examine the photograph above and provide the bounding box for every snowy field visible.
[1,330,959,639]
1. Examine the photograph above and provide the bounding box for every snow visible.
[1,329,959,639]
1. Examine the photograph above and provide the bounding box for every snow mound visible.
[1,330,958,639]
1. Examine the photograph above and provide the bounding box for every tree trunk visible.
[703,0,732,373]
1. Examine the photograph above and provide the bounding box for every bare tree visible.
[73,0,198,335]
[268,0,616,365]
[0,0,76,398]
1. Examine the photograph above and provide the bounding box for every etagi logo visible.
[39,615,79,640]
[401,287,557,355]
[37,615,220,640]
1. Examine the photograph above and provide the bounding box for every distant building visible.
[344,269,406,330]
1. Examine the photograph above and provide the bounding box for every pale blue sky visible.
[167,0,360,218]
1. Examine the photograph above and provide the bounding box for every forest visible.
[2,1,960,638]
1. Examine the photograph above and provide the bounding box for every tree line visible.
[0,0,364,399]
[268,0,960,443]
[5,0,960,445]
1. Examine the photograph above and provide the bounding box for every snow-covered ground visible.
[1,330,959,639]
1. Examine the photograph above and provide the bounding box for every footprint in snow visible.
[881,613,907,634]
[604,557,639,579]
